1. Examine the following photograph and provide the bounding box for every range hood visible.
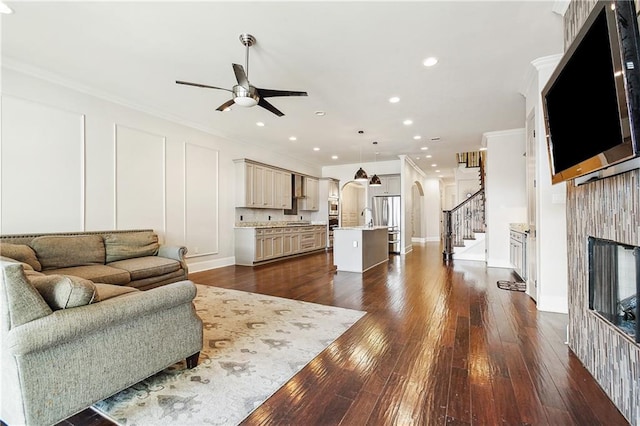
[293,174,306,199]
[284,174,307,215]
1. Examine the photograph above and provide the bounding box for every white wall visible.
[423,178,442,242]
[322,160,401,198]
[523,55,568,313]
[484,129,527,268]
[1,68,320,271]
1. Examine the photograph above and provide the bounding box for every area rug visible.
[92,284,366,425]
[497,279,526,292]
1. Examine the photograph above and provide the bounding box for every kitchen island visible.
[333,226,388,273]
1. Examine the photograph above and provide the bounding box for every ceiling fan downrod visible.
[239,33,256,80]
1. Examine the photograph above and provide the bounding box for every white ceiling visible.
[1,1,564,177]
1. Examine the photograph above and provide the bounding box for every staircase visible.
[443,151,486,262]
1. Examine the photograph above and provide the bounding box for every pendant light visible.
[354,131,369,181]
[369,148,382,186]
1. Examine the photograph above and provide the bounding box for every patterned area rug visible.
[92,284,366,425]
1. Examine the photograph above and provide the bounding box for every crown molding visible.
[1,57,320,173]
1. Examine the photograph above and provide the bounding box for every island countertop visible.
[333,227,388,273]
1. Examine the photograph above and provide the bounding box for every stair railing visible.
[443,188,485,262]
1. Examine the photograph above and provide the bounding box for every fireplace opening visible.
[588,237,639,343]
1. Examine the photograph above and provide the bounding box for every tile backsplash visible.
[235,208,313,225]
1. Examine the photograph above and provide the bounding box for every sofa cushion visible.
[107,256,180,281]
[104,232,159,263]
[93,283,140,301]
[43,265,130,285]
[1,261,52,327]
[0,244,42,271]
[29,275,96,310]
[31,235,105,270]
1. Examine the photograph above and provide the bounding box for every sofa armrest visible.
[158,245,187,261]
[6,280,197,356]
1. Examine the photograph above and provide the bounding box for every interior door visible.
[526,112,538,301]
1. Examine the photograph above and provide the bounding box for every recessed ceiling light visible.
[313,147,320,151]
[420,146,428,151]
[315,111,326,116]
[0,3,13,14]
[389,96,400,103]
[423,57,439,67]
[331,155,338,160]
[479,147,488,151]
[256,122,265,127]
[413,135,422,140]
[416,157,420,160]
[438,175,444,178]
[426,154,432,158]
[289,136,297,141]
[435,170,440,173]
[431,163,437,167]
[403,119,413,126]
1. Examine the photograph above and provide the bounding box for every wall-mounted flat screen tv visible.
[542,0,640,184]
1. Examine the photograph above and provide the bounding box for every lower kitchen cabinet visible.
[235,225,326,266]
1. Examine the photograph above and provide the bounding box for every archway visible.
[341,181,366,226]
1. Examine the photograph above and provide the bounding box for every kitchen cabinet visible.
[370,174,401,196]
[300,177,319,211]
[328,179,340,199]
[510,229,527,281]
[235,225,327,265]
[274,170,292,209]
[234,159,292,209]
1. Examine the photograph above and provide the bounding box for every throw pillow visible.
[29,274,97,310]
[30,235,105,270]
[104,231,159,263]
[0,243,42,271]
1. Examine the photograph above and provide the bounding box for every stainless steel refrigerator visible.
[372,195,401,254]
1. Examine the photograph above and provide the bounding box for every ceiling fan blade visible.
[258,98,284,117]
[176,80,231,92]
[257,88,308,98]
[216,99,235,111]
[232,64,250,90]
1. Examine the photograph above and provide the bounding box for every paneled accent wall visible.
[1,96,85,233]
[565,2,640,424]
[184,143,219,257]
[114,125,166,236]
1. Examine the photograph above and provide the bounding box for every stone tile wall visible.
[564,2,640,424]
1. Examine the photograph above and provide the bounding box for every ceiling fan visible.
[176,34,308,117]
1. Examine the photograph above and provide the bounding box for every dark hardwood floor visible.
[62,243,629,425]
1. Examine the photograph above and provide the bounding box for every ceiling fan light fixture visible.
[369,174,382,186]
[354,167,369,182]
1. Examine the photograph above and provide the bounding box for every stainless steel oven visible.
[328,200,339,217]
[328,217,339,248]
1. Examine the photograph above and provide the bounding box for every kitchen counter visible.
[333,227,388,273]
[509,223,528,233]
[235,221,326,229]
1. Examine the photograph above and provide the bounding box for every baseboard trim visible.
[187,256,235,273]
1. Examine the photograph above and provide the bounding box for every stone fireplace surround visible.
[567,170,639,423]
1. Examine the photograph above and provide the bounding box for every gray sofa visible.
[0,256,203,425]
[0,229,188,291]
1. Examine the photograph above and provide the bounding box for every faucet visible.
[361,207,373,227]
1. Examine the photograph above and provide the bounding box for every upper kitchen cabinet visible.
[300,176,319,211]
[369,174,401,196]
[328,179,340,199]
[274,169,292,210]
[234,159,291,209]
